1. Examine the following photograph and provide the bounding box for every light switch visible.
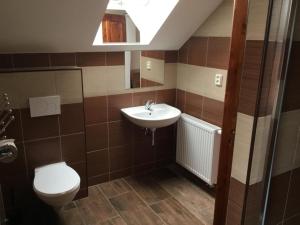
[146,60,152,70]
[29,95,61,117]
[215,74,223,87]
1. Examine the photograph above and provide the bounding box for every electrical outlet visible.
[146,60,152,70]
[215,74,223,87]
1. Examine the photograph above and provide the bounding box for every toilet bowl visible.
[33,162,80,209]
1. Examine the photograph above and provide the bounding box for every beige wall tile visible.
[194,0,234,37]
[54,70,83,104]
[14,71,56,108]
[231,113,254,184]
[249,115,272,184]
[82,66,107,97]
[246,0,269,40]
[273,109,300,175]
[140,56,164,84]
[0,73,21,108]
[177,63,227,102]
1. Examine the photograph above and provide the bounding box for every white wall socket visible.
[215,74,223,87]
[146,60,152,70]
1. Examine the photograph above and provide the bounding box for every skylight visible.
[93,0,179,46]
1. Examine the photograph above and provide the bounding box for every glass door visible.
[242,0,300,224]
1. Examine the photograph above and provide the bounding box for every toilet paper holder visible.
[0,93,18,163]
[0,93,15,138]
[0,139,18,163]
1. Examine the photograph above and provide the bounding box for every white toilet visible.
[33,162,80,209]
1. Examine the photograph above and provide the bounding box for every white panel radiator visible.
[176,113,222,186]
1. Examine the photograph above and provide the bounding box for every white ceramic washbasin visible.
[121,103,181,128]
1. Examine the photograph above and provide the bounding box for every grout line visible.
[86,148,108,154]
[96,184,126,223]
[72,201,88,225]
[60,131,84,137]
[57,116,63,160]
[18,109,29,178]
[23,135,61,143]
[122,178,167,225]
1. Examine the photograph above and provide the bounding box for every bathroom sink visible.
[121,103,181,128]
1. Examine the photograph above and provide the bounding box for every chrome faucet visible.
[145,100,155,111]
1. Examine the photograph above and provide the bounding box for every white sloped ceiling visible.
[0,0,222,53]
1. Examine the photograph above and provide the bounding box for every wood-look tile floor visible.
[60,168,215,225]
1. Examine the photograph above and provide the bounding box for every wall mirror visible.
[125,50,165,89]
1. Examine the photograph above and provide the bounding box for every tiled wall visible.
[175,0,233,128]
[0,51,178,209]
[226,0,300,224]
[0,69,88,216]
[79,51,178,186]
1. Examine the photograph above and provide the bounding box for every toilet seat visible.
[33,162,80,197]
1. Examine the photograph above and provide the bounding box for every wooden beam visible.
[213,0,249,224]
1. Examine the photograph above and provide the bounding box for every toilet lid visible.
[34,162,80,196]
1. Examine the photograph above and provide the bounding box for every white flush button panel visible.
[215,74,223,87]
[29,95,61,117]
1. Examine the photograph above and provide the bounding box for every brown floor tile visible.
[151,197,204,225]
[100,216,127,225]
[110,192,163,225]
[59,205,85,225]
[76,186,118,224]
[152,170,214,224]
[125,176,171,204]
[99,179,132,198]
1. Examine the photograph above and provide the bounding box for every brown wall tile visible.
[4,109,23,143]
[133,91,156,106]
[134,140,156,166]
[110,145,133,172]
[285,168,300,219]
[284,214,300,225]
[85,123,108,151]
[185,92,203,119]
[108,93,132,121]
[106,52,125,66]
[226,200,243,225]
[178,39,191,64]
[0,54,13,69]
[84,96,108,124]
[110,168,132,180]
[49,53,76,67]
[62,133,86,164]
[88,174,109,186]
[60,103,84,135]
[13,53,50,68]
[238,40,263,116]
[87,150,109,177]
[21,108,59,140]
[141,51,165,60]
[25,137,61,172]
[69,162,87,189]
[188,37,208,66]
[282,42,300,112]
[165,51,178,63]
[0,144,27,185]
[202,97,224,127]
[176,89,186,112]
[207,37,231,69]
[228,178,246,207]
[156,89,176,106]
[265,171,291,225]
[76,52,106,67]
[109,120,132,147]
